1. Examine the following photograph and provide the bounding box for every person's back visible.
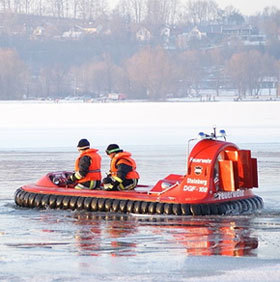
[103,144,139,191]
[67,139,102,189]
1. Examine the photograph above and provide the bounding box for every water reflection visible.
[7,205,258,258]
[74,221,102,256]
[71,213,258,257]
[143,216,258,257]
[73,213,137,257]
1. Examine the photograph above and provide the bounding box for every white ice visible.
[0,100,279,149]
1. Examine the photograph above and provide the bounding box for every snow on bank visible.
[0,101,279,148]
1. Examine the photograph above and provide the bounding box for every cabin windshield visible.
[213,152,224,192]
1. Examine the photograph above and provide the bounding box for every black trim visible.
[14,187,263,216]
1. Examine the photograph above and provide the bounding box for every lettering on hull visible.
[214,190,245,200]
[187,178,207,186]
[190,158,212,164]
[183,185,208,193]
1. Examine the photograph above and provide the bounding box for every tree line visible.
[0,0,237,24]
[1,45,279,100]
[0,0,280,100]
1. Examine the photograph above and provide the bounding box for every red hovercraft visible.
[15,129,263,216]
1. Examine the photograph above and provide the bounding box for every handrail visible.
[147,182,180,196]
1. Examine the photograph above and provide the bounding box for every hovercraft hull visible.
[14,133,264,216]
[14,182,263,216]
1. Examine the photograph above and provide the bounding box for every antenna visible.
[186,138,196,172]
[213,126,216,138]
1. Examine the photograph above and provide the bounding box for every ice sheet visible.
[1,101,279,149]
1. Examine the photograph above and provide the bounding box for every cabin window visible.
[213,153,223,191]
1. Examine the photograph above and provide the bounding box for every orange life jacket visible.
[110,151,139,180]
[75,148,101,182]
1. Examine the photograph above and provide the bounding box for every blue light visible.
[198,132,205,139]
[219,129,226,136]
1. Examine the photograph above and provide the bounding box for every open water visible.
[0,143,280,281]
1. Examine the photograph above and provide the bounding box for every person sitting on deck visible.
[66,139,102,190]
[103,144,139,191]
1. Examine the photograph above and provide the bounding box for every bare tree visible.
[76,0,108,20]
[206,48,226,96]
[0,48,28,99]
[222,6,245,25]
[64,0,78,18]
[183,0,219,25]
[226,52,249,98]
[178,49,206,96]
[39,64,67,98]
[277,60,280,97]
[75,54,123,96]
[33,0,44,16]
[54,0,65,17]
[168,0,181,25]
[225,50,276,98]
[93,0,109,19]
[125,46,175,100]
[13,0,34,14]
[83,61,108,95]
[117,0,147,24]
[0,0,11,11]
[145,0,170,32]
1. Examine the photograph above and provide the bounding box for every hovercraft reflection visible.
[15,129,263,216]
[138,217,258,257]
[70,214,258,257]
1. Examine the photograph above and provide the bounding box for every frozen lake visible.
[0,100,279,148]
[0,101,280,281]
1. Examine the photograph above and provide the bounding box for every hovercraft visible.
[15,129,263,216]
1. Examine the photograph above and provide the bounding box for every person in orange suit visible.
[67,139,102,189]
[103,144,139,191]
